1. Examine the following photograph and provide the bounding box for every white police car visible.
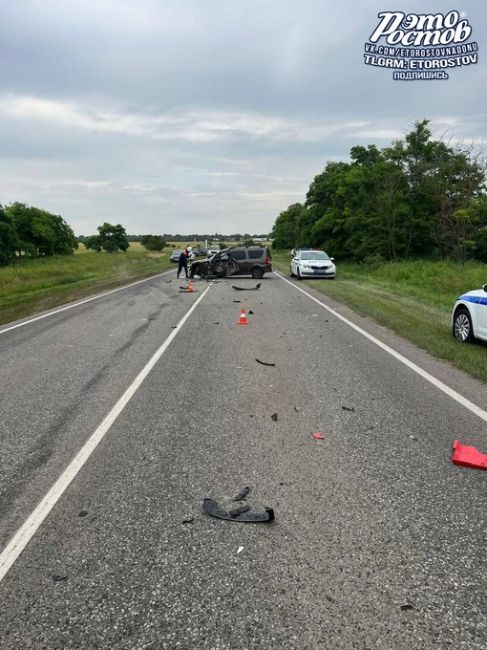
[452,285,487,342]
[290,249,336,280]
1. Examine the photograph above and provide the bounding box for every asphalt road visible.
[1,268,487,649]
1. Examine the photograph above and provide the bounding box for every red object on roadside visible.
[312,433,324,440]
[451,440,487,469]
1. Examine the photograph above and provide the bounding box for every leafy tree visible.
[5,202,77,258]
[0,206,19,266]
[141,235,166,251]
[85,222,129,253]
[271,119,487,262]
[271,203,304,249]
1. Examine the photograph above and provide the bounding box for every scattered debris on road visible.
[233,486,250,501]
[342,405,355,412]
[248,310,254,315]
[271,413,278,422]
[78,510,88,518]
[255,358,276,367]
[400,604,415,611]
[233,300,241,303]
[237,546,244,554]
[203,498,275,523]
[312,433,324,440]
[228,504,250,517]
[182,516,195,524]
[52,574,67,583]
[451,440,487,469]
[232,283,261,291]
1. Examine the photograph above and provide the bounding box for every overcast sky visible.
[0,1,485,235]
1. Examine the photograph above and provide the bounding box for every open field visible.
[273,250,487,383]
[0,244,173,326]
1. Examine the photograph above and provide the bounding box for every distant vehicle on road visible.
[207,246,220,256]
[169,249,182,263]
[452,285,487,342]
[191,247,272,279]
[290,249,336,280]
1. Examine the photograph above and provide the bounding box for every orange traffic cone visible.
[237,307,249,325]
[187,280,194,293]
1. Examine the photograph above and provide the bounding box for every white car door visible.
[477,290,487,339]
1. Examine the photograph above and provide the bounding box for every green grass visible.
[273,251,487,383]
[0,244,173,326]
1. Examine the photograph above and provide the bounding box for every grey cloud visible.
[0,0,486,234]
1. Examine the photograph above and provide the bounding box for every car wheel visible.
[251,267,264,279]
[453,308,474,343]
[296,268,302,281]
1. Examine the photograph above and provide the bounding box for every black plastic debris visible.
[232,283,262,291]
[233,300,241,303]
[182,517,194,524]
[213,322,220,324]
[248,310,254,315]
[342,405,355,412]
[228,505,250,517]
[255,358,276,367]
[78,510,88,518]
[233,486,250,501]
[165,280,172,283]
[203,498,274,523]
[400,604,415,611]
[271,413,278,422]
[52,574,67,582]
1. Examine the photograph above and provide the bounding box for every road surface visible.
[1,269,487,649]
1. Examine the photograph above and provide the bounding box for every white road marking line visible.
[0,285,211,584]
[0,269,174,336]
[276,271,487,425]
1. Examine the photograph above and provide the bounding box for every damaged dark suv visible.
[190,247,272,279]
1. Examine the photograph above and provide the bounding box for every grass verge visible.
[273,251,487,384]
[0,246,173,326]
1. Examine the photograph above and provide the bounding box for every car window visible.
[230,250,246,260]
[248,249,264,259]
[300,251,330,260]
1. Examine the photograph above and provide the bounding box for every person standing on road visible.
[177,247,190,279]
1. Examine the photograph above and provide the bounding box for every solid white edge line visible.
[276,271,487,425]
[0,268,174,336]
[0,284,211,584]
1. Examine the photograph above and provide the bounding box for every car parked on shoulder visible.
[190,247,273,279]
[290,249,336,280]
[170,249,182,263]
[452,285,487,343]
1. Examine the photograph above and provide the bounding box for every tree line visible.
[0,202,78,266]
[271,120,487,263]
[0,205,171,266]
